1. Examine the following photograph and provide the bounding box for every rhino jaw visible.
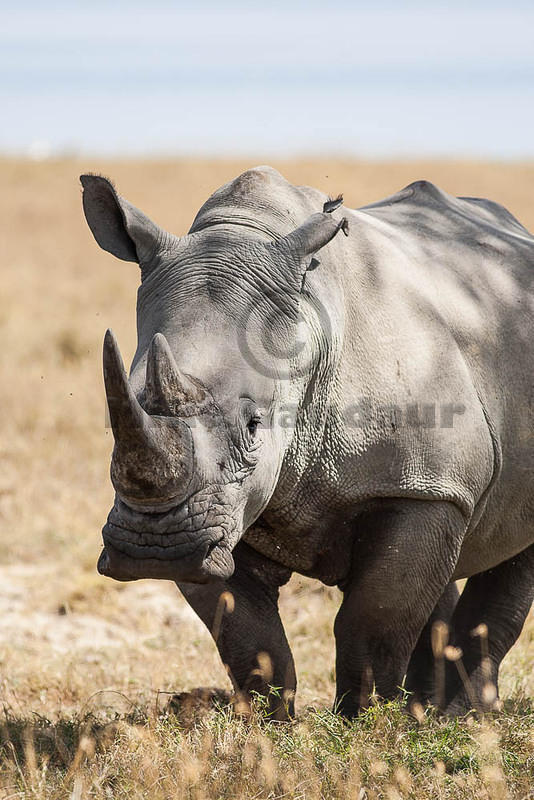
[97,538,235,583]
[98,496,238,583]
[97,541,235,583]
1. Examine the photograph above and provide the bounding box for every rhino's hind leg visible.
[334,500,466,718]
[442,543,534,716]
[405,581,460,708]
[176,541,296,721]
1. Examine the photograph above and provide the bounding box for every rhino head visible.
[81,169,347,584]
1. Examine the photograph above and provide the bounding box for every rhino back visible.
[253,179,534,580]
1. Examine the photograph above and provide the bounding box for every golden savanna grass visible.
[1,158,534,798]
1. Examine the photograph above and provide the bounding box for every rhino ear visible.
[80,174,164,265]
[273,196,348,289]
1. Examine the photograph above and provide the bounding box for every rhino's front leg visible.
[176,541,296,720]
[334,499,466,718]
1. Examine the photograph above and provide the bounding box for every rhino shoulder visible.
[361,179,533,241]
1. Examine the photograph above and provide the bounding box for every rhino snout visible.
[99,497,237,583]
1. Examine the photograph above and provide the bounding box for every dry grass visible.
[1,157,533,797]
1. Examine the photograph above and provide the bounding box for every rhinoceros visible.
[81,166,534,719]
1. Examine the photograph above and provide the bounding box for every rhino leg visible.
[176,541,296,720]
[404,581,460,707]
[442,543,534,716]
[334,500,465,718]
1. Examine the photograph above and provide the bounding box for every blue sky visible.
[2,1,534,157]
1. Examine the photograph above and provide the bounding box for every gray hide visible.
[81,167,534,718]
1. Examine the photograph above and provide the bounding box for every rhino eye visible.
[247,414,261,436]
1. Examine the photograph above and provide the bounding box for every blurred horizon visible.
[3,0,534,160]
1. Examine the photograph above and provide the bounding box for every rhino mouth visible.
[98,497,237,583]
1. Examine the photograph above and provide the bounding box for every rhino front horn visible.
[103,329,195,506]
[103,328,152,439]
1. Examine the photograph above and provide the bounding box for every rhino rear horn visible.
[145,333,208,416]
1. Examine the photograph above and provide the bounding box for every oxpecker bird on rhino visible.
[81,166,534,719]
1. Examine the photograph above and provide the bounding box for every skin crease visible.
[81,167,534,719]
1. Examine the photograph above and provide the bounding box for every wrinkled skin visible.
[82,167,534,719]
